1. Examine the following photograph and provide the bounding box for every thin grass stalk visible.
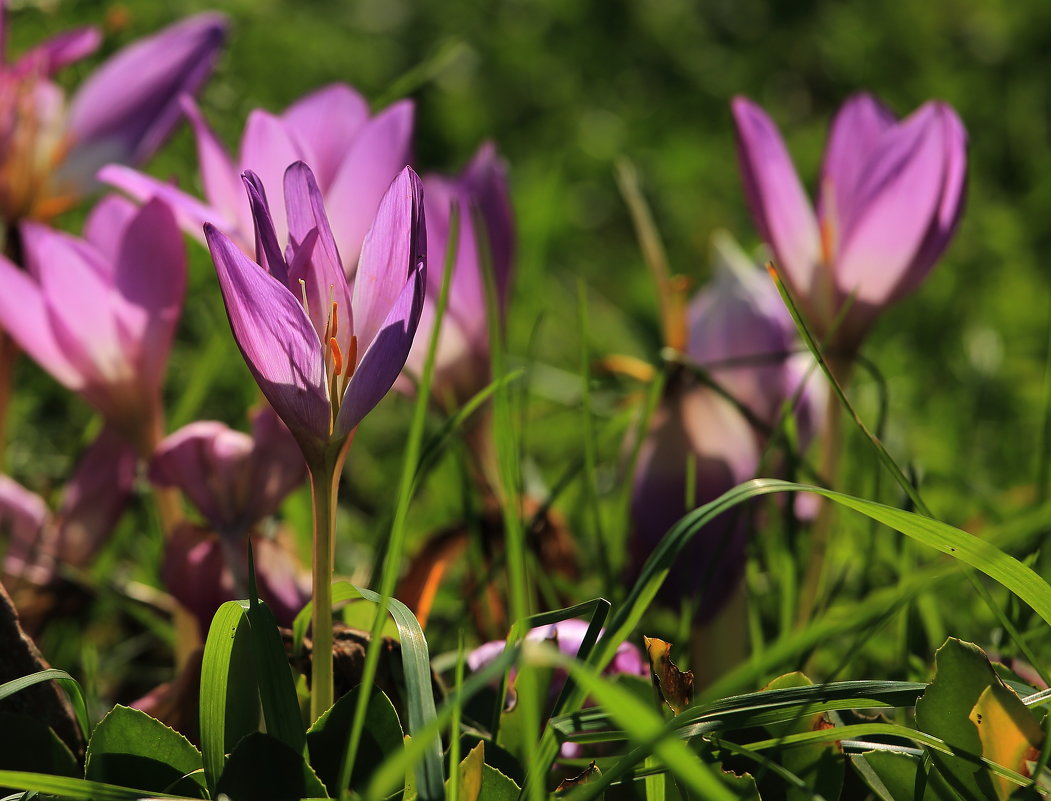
[338,206,458,796]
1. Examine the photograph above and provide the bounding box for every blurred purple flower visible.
[731,93,966,349]
[400,143,515,406]
[103,84,412,269]
[205,162,426,466]
[0,8,226,224]
[0,195,186,453]
[0,427,136,585]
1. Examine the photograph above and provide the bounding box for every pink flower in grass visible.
[103,83,413,271]
[732,94,966,350]
[0,195,185,453]
[0,8,226,225]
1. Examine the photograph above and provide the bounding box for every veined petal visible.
[238,109,302,246]
[817,93,896,233]
[12,26,101,78]
[67,12,228,167]
[835,102,960,310]
[242,171,289,284]
[326,100,414,270]
[283,161,352,349]
[282,84,369,189]
[180,94,245,232]
[113,198,186,394]
[206,224,330,449]
[336,255,425,437]
[0,253,81,388]
[99,163,231,247]
[352,167,426,354]
[731,96,822,300]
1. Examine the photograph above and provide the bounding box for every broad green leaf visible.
[307,685,403,797]
[761,673,843,801]
[215,732,327,801]
[448,740,485,801]
[477,762,520,801]
[915,638,1011,801]
[969,684,1043,799]
[0,711,77,777]
[85,705,205,797]
[456,735,524,787]
[851,751,959,801]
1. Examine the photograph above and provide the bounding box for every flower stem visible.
[308,445,346,722]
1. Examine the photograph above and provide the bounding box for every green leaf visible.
[307,685,403,797]
[0,770,199,800]
[761,673,843,801]
[477,763,520,801]
[915,638,1013,801]
[85,705,205,797]
[215,732,327,801]
[0,711,77,778]
[851,751,959,801]
[243,597,307,755]
[0,668,90,741]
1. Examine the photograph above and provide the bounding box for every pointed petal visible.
[180,94,245,230]
[337,255,425,436]
[67,12,228,167]
[0,252,81,388]
[55,426,137,567]
[352,167,426,354]
[836,102,966,311]
[326,100,414,269]
[12,26,101,77]
[461,142,515,306]
[283,161,352,348]
[282,84,369,189]
[238,110,302,245]
[817,93,896,231]
[730,97,822,300]
[242,171,289,284]
[206,224,330,450]
[112,198,186,393]
[99,163,231,247]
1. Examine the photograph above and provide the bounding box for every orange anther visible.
[329,337,343,376]
[329,301,338,338]
[345,335,358,378]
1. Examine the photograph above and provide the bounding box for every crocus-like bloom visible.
[630,234,825,613]
[205,162,426,466]
[150,407,309,630]
[103,84,413,269]
[0,8,226,225]
[0,426,137,585]
[400,143,514,406]
[731,94,967,350]
[0,195,185,452]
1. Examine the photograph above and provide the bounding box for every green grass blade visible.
[243,600,306,756]
[0,668,89,741]
[0,770,198,800]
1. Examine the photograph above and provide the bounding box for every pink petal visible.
[730,96,822,301]
[12,27,101,78]
[0,475,51,583]
[351,167,426,354]
[325,100,414,269]
[238,110,303,246]
[246,406,307,522]
[67,12,228,167]
[282,84,369,189]
[460,142,515,307]
[180,94,246,233]
[835,102,962,311]
[817,93,896,234]
[206,224,331,452]
[99,163,231,248]
[84,194,137,263]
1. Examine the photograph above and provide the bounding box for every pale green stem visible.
[309,449,343,722]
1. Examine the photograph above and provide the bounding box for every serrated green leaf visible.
[85,705,205,797]
[307,685,403,798]
[215,731,327,800]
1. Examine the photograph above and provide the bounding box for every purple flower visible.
[401,143,515,406]
[205,162,426,466]
[150,406,306,539]
[0,427,137,585]
[0,195,186,453]
[0,9,226,224]
[103,84,413,269]
[731,94,966,349]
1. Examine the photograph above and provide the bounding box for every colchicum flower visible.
[731,94,967,351]
[630,234,824,614]
[0,8,226,227]
[104,83,413,268]
[0,195,186,453]
[150,407,309,631]
[401,143,514,407]
[205,161,426,466]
